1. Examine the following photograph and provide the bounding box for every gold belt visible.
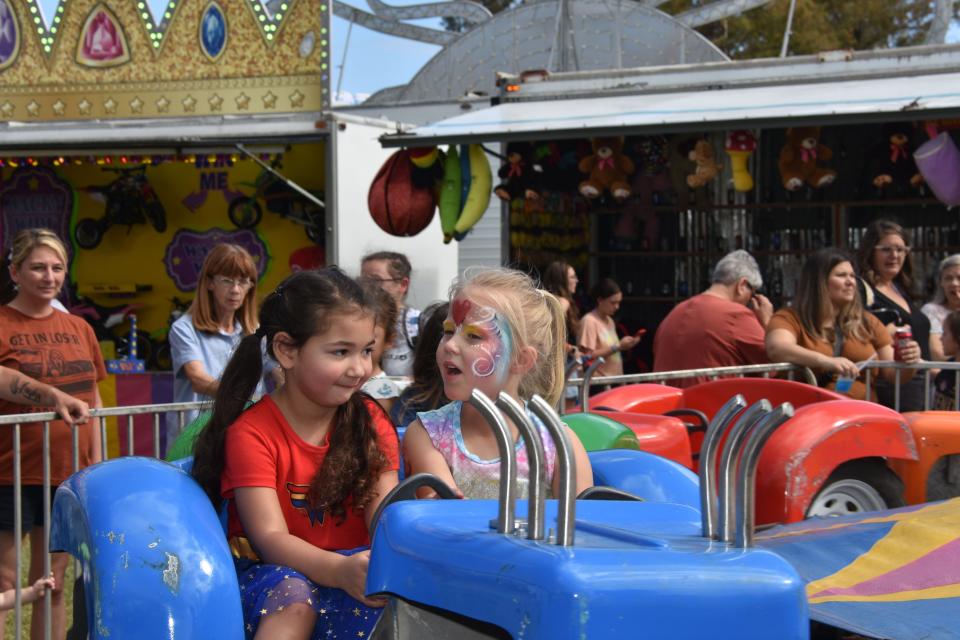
[229,536,261,562]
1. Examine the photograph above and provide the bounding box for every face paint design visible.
[444,297,513,382]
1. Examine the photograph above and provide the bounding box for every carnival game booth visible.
[381,43,960,373]
[0,0,459,454]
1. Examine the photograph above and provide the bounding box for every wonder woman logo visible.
[286,482,325,527]
[803,499,960,604]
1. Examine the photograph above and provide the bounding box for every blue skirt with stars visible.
[235,547,383,639]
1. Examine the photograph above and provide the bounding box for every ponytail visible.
[540,290,568,407]
[192,332,266,505]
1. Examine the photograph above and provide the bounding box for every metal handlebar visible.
[496,393,547,541]
[529,395,577,547]
[698,394,747,539]
[734,403,795,548]
[717,400,772,543]
[578,357,605,412]
[469,390,517,534]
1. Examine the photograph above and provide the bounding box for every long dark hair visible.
[394,301,449,415]
[192,267,389,522]
[794,248,869,343]
[541,261,580,343]
[856,218,914,293]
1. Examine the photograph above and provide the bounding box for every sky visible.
[31,0,960,105]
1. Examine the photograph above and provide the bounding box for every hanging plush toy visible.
[613,136,671,249]
[493,142,542,202]
[686,139,722,188]
[407,147,445,190]
[867,123,923,196]
[578,137,635,201]
[778,127,836,191]
[725,130,757,192]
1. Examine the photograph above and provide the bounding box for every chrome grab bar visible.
[529,395,577,547]
[734,403,795,548]
[698,394,747,539]
[578,357,605,412]
[496,393,547,541]
[469,389,517,534]
[717,400,772,543]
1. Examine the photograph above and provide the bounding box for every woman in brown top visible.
[766,248,921,400]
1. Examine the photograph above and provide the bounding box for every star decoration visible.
[260,608,267,615]
[78,99,92,115]
[156,96,170,113]
[0,102,13,117]
[52,100,66,116]
[289,90,305,108]
[353,607,361,616]
[182,95,197,113]
[235,93,251,110]
[262,91,277,109]
[103,98,118,114]
[26,100,40,117]
[129,97,144,114]
[208,94,223,112]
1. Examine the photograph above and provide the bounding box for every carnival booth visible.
[0,0,458,454]
[382,44,960,373]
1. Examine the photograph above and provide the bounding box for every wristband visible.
[611,343,620,354]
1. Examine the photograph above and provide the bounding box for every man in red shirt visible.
[653,250,774,387]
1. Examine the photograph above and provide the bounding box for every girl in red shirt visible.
[192,268,399,640]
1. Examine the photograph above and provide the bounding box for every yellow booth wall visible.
[3,142,325,337]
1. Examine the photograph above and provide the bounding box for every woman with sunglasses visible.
[168,244,266,446]
[855,219,931,410]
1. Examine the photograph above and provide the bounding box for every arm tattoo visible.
[10,378,44,404]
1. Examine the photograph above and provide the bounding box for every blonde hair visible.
[450,267,566,407]
[189,244,259,334]
[10,228,67,268]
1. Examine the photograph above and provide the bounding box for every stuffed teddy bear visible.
[579,137,635,200]
[686,139,722,188]
[494,142,542,202]
[612,136,672,249]
[866,123,923,196]
[778,127,836,191]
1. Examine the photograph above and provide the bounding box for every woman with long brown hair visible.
[855,219,931,410]
[766,248,920,400]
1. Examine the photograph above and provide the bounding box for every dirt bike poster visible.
[163,227,269,291]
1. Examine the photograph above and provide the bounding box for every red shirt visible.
[0,307,106,484]
[653,293,768,387]
[221,395,399,550]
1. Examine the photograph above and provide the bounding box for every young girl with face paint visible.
[403,268,594,499]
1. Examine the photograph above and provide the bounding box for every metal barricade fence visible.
[861,360,960,412]
[0,400,207,640]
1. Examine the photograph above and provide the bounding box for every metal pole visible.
[496,394,546,541]
[718,400,771,543]
[699,394,747,539]
[529,396,577,547]
[335,18,354,100]
[779,0,797,58]
[468,390,517,534]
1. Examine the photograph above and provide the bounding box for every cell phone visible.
[635,328,647,337]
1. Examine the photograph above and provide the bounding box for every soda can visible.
[895,327,912,356]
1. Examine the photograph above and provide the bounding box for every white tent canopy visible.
[382,71,960,147]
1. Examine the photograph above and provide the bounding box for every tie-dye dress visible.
[417,400,557,499]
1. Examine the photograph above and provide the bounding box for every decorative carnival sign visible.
[163,227,269,291]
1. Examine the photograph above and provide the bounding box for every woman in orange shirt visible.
[766,248,920,400]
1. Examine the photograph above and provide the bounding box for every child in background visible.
[359,281,401,414]
[933,311,960,410]
[0,575,54,611]
[404,267,593,500]
[390,302,450,430]
[191,268,399,640]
